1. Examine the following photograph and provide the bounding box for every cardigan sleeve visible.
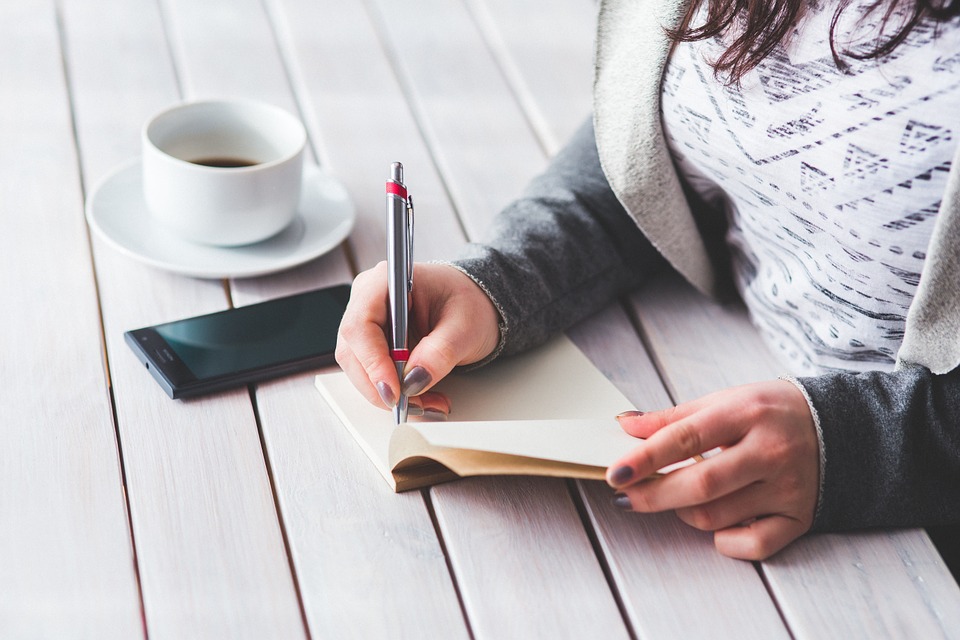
[798,364,960,531]
[450,118,668,357]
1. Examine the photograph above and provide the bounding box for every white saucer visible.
[85,159,355,279]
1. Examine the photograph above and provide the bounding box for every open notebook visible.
[315,335,652,491]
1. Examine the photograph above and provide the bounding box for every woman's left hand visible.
[606,380,820,560]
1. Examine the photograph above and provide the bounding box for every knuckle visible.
[746,534,777,560]
[672,420,703,455]
[629,449,657,476]
[356,349,384,375]
[659,405,684,428]
[733,535,767,561]
[687,506,716,531]
[692,468,720,502]
[334,341,351,367]
[741,402,766,425]
[337,322,356,342]
[418,333,460,369]
[625,484,657,512]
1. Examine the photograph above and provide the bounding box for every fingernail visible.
[376,381,396,408]
[407,405,424,416]
[609,465,634,486]
[401,366,432,396]
[612,494,632,510]
[407,405,447,420]
[616,410,645,419]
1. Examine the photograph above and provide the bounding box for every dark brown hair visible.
[669,0,960,84]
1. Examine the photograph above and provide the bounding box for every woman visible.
[336,0,960,564]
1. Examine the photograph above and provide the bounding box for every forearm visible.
[451,118,667,357]
[798,365,960,531]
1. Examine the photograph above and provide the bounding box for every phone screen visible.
[125,284,351,398]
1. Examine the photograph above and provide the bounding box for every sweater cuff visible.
[780,375,827,526]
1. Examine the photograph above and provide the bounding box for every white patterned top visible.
[661,1,960,375]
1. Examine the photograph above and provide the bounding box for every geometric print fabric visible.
[661,0,960,374]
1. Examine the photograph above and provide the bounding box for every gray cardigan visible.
[452,0,960,533]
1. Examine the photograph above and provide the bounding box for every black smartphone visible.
[125,284,351,399]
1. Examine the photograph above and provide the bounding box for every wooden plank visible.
[249,373,470,637]
[59,0,305,636]
[629,273,785,401]
[580,484,790,639]
[631,272,960,637]
[0,3,143,637]
[158,0,297,107]
[465,0,596,154]
[433,477,628,639]
[265,0,470,269]
[367,0,549,241]
[768,530,960,638]
[159,0,472,634]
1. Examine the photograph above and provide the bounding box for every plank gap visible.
[359,0,474,243]
[256,0,319,164]
[259,0,366,277]
[249,387,314,640]
[756,561,797,640]
[461,0,553,158]
[53,0,115,393]
[53,4,149,635]
[154,0,186,99]
[106,384,151,640]
[423,488,477,640]
[568,480,639,640]
[259,0,330,171]
[222,278,235,308]
[621,296,680,407]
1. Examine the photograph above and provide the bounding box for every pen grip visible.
[386,185,411,353]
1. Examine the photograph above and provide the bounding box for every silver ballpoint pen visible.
[386,162,414,424]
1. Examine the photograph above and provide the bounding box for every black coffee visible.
[190,156,258,168]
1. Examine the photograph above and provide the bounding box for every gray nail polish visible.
[610,465,634,486]
[401,366,432,396]
[612,494,632,510]
[376,381,396,408]
[406,406,446,420]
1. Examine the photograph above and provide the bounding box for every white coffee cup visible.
[142,99,306,246]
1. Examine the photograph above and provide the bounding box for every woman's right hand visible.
[335,262,502,414]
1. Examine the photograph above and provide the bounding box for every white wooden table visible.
[4,1,959,637]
